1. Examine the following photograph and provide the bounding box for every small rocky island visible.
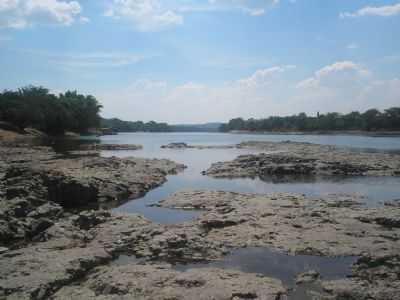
[205,141,400,178]
[0,138,399,300]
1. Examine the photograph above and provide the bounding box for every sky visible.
[0,0,399,123]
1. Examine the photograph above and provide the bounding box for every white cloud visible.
[79,16,89,23]
[104,0,183,32]
[0,0,85,29]
[104,0,281,31]
[347,43,359,50]
[207,0,279,16]
[23,49,154,69]
[296,61,370,89]
[238,65,295,87]
[340,3,400,18]
[292,62,399,114]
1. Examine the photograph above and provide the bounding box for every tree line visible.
[0,86,102,135]
[220,108,400,132]
[101,118,171,132]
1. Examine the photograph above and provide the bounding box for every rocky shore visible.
[205,141,400,178]
[1,140,399,300]
[1,188,398,299]
[0,144,185,247]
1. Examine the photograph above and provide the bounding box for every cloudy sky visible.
[0,0,399,123]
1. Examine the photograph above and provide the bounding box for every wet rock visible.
[79,143,143,151]
[53,264,285,300]
[206,141,400,178]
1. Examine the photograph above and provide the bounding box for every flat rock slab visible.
[53,264,285,300]
[159,190,400,257]
[205,141,400,178]
[0,212,151,299]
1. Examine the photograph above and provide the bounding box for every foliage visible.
[0,86,102,135]
[101,118,171,132]
[220,108,400,132]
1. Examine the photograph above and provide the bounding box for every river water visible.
[85,132,399,299]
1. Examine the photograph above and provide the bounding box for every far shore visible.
[228,130,400,137]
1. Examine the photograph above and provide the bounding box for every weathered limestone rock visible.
[53,264,285,300]
[158,190,400,257]
[205,141,400,178]
[0,210,227,299]
[2,189,399,299]
[158,190,400,299]
[0,144,185,245]
[0,212,149,299]
[320,254,400,300]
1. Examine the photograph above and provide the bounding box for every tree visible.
[0,86,103,135]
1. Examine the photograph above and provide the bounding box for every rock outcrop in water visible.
[205,141,400,178]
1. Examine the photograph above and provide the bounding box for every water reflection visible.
[174,247,357,286]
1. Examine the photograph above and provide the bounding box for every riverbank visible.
[229,130,400,137]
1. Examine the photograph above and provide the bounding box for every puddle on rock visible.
[112,247,357,300]
[173,247,358,286]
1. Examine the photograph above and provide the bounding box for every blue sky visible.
[0,0,399,123]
